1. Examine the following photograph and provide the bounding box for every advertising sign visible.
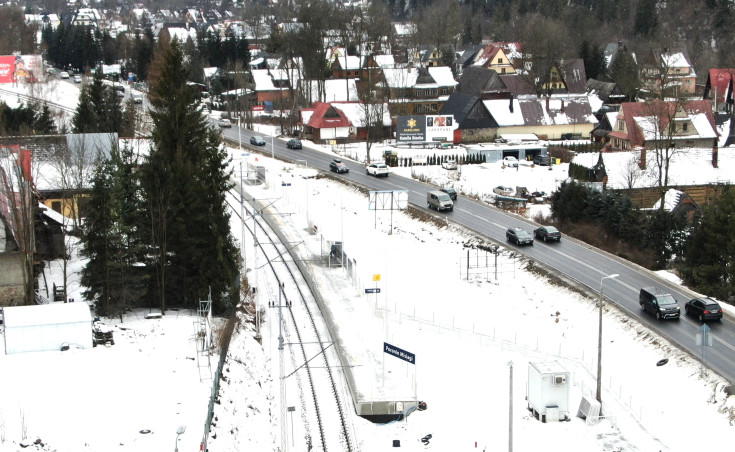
[396,116,426,142]
[0,55,42,84]
[425,115,454,142]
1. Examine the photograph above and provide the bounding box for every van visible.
[427,190,454,211]
[639,287,680,320]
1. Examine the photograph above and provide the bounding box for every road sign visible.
[384,342,415,364]
[365,288,381,294]
[373,274,381,281]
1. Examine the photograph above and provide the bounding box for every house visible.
[606,100,717,152]
[390,22,417,63]
[455,45,483,77]
[300,79,358,104]
[331,55,362,79]
[382,66,457,116]
[470,45,517,75]
[703,68,735,113]
[586,79,627,105]
[640,49,697,98]
[537,58,588,95]
[649,188,699,221]
[251,68,299,106]
[590,111,620,143]
[439,92,499,143]
[411,44,455,67]
[299,101,391,143]
[457,67,511,100]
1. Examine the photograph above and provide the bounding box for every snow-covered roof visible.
[373,55,395,68]
[427,67,457,87]
[662,52,690,68]
[382,67,457,89]
[302,79,358,103]
[203,67,219,78]
[334,55,360,70]
[651,188,687,211]
[331,102,392,127]
[484,99,525,126]
[2,302,92,328]
[167,27,197,43]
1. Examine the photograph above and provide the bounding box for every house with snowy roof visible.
[640,49,697,98]
[251,68,300,106]
[470,45,517,75]
[606,100,717,153]
[331,55,362,79]
[300,79,358,104]
[382,66,457,116]
[299,101,391,143]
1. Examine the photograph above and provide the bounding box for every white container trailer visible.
[527,361,570,422]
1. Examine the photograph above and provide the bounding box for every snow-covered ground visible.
[2,84,735,451]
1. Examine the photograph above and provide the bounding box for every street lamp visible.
[596,273,619,410]
[174,425,186,452]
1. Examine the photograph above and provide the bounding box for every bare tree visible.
[619,152,643,197]
[0,145,36,305]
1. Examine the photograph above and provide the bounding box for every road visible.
[219,121,735,385]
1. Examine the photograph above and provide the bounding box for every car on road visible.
[685,297,723,322]
[640,287,680,320]
[58,71,70,79]
[218,118,232,128]
[506,227,533,246]
[533,154,551,166]
[440,187,457,200]
[533,226,561,242]
[287,138,302,149]
[329,158,349,173]
[73,74,83,83]
[502,156,519,167]
[441,160,458,170]
[493,185,514,196]
[250,136,266,146]
[132,93,143,104]
[366,162,389,177]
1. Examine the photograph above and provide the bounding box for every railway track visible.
[227,188,355,452]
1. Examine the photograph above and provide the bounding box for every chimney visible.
[713,143,719,168]
[545,96,550,112]
[509,94,514,113]
[639,148,646,170]
[561,100,565,112]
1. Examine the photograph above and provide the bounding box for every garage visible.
[2,303,93,354]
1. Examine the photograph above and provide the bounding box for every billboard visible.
[397,115,455,142]
[0,55,42,84]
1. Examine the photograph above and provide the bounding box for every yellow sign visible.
[373,274,381,281]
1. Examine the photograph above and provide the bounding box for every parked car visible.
[250,136,266,146]
[640,287,680,320]
[329,158,349,173]
[92,320,115,346]
[506,227,533,246]
[441,160,458,170]
[685,297,723,322]
[440,187,457,200]
[287,138,302,149]
[218,118,232,128]
[533,226,561,242]
[366,163,389,177]
[493,185,513,196]
[73,74,83,83]
[533,154,551,166]
[502,156,519,167]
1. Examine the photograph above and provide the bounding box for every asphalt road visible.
[220,122,735,385]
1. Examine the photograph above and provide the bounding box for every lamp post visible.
[596,273,619,410]
[174,425,186,452]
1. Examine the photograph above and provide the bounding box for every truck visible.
[526,361,570,423]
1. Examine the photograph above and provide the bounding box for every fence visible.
[460,248,518,281]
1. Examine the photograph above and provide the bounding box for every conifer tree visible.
[34,102,57,134]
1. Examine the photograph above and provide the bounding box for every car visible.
[58,71,70,79]
[440,187,457,200]
[287,138,302,149]
[218,118,232,128]
[533,226,561,242]
[92,320,115,346]
[250,136,266,146]
[493,185,513,196]
[506,227,533,245]
[132,93,143,104]
[685,297,723,322]
[533,154,551,166]
[639,287,680,320]
[73,74,83,83]
[329,158,349,173]
[441,160,458,170]
[502,156,519,167]
[366,163,389,177]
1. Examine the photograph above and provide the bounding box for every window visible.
[52,201,62,213]
[498,58,503,64]
[618,120,625,131]
[682,123,688,132]
[501,68,506,74]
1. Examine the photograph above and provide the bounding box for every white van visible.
[427,190,454,211]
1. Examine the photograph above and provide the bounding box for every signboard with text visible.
[384,342,415,364]
[397,115,455,142]
[0,55,42,84]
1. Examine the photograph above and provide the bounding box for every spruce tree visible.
[141,38,239,314]
[34,102,57,134]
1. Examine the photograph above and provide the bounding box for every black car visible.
[440,187,457,200]
[287,138,302,149]
[533,226,561,242]
[250,136,266,146]
[329,158,349,173]
[685,297,723,322]
[506,227,533,246]
[639,287,680,320]
[533,154,551,166]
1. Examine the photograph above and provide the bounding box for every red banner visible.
[0,55,42,84]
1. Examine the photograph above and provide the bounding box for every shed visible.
[2,302,93,354]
